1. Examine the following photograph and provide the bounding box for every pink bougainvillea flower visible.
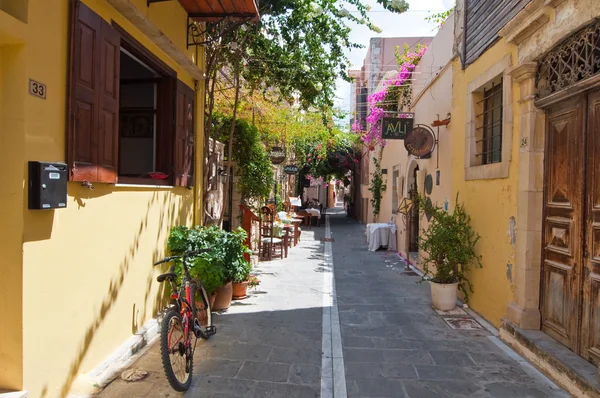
[360,45,427,147]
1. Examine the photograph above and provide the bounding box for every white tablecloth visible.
[306,208,321,218]
[366,223,397,252]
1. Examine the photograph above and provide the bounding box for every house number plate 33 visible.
[29,79,47,99]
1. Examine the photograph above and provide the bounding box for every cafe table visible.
[365,223,397,252]
[279,215,302,246]
[305,208,321,227]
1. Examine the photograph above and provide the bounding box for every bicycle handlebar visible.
[153,249,210,266]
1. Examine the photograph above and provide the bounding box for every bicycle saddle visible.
[157,272,177,283]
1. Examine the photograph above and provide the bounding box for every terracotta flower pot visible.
[232,281,249,300]
[213,282,233,310]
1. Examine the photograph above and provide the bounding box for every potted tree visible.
[418,194,482,311]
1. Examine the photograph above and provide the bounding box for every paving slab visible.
[329,213,568,398]
[97,224,327,398]
[97,210,568,398]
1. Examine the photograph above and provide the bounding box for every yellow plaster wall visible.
[0,36,27,390]
[451,43,519,327]
[0,0,205,395]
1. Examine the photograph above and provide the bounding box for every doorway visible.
[406,162,420,263]
[541,89,600,366]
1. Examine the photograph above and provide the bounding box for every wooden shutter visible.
[68,2,120,183]
[174,81,195,187]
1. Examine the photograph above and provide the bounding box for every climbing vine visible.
[212,113,274,204]
[368,149,386,220]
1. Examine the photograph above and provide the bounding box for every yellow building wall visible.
[0,0,205,395]
[0,16,27,389]
[451,42,519,328]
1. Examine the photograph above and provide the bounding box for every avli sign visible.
[381,113,414,140]
[283,164,299,175]
[404,125,436,158]
[269,146,286,165]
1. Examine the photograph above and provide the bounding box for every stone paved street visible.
[98,210,567,397]
[330,211,567,398]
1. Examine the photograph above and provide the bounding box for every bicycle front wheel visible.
[192,282,213,336]
[160,310,193,391]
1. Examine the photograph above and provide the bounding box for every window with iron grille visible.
[477,80,503,165]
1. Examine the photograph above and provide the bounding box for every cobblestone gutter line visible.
[321,214,348,398]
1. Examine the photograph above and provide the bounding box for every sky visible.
[334,0,454,119]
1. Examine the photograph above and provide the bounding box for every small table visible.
[366,223,398,252]
[305,208,321,227]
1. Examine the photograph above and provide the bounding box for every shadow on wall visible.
[0,0,29,23]
[33,186,191,397]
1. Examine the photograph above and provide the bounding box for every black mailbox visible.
[28,161,68,210]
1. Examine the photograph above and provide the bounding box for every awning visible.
[178,0,259,22]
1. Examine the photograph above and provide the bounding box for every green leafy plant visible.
[417,193,483,302]
[188,257,225,295]
[368,149,386,220]
[167,226,251,293]
[425,7,454,27]
[213,114,274,205]
[232,261,252,284]
[248,275,260,289]
[221,227,252,282]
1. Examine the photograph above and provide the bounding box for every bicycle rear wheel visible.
[192,282,213,335]
[160,310,193,391]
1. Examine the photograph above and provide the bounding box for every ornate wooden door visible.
[581,90,600,365]
[541,95,586,352]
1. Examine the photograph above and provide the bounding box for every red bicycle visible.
[154,249,216,391]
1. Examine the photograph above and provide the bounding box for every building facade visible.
[451,0,522,331]
[454,0,600,393]
[376,18,454,266]
[0,0,253,396]
[350,36,432,225]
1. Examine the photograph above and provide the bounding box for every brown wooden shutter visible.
[174,80,195,187]
[68,2,120,183]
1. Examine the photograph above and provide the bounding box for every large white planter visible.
[430,281,458,311]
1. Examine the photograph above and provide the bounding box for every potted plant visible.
[168,225,227,309]
[232,260,252,299]
[418,194,482,311]
[188,256,223,310]
[248,275,260,290]
[215,227,252,309]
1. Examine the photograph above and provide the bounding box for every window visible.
[119,50,160,178]
[464,54,513,181]
[67,2,195,186]
[477,79,503,165]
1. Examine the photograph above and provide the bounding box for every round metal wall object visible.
[269,146,286,165]
[425,174,433,195]
[404,125,436,157]
[425,197,434,221]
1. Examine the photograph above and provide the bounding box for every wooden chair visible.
[260,206,284,261]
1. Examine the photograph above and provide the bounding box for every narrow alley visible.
[99,210,567,398]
